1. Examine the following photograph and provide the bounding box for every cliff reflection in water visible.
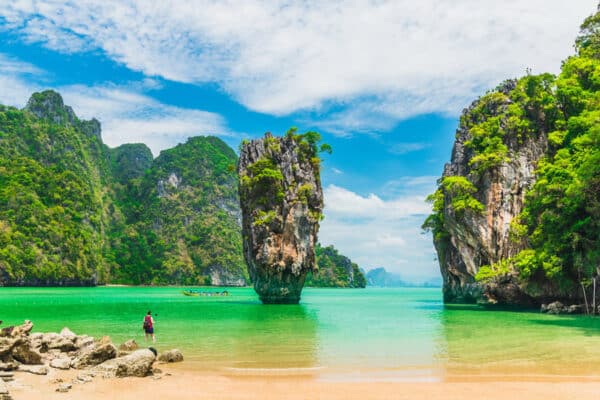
[438,304,600,379]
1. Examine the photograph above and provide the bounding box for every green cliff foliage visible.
[239,129,330,227]
[0,91,248,286]
[127,136,248,285]
[427,11,600,295]
[0,92,354,287]
[305,244,366,288]
[0,94,111,285]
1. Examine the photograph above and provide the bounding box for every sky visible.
[0,0,597,283]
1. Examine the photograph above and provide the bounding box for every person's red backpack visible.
[143,315,152,330]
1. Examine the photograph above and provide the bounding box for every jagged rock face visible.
[437,81,548,304]
[138,136,248,286]
[238,133,323,304]
[25,90,78,126]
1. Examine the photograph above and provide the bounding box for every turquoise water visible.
[1,287,600,380]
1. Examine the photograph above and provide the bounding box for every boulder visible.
[11,344,42,365]
[0,338,22,358]
[0,320,33,338]
[13,321,33,337]
[566,304,584,314]
[18,365,48,375]
[97,336,112,345]
[42,333,77,352]
[157,349,183,363]
[94,349,156,378]
[50,358,71,370]
[546,301,566,315]
[59,328,76,340]
[71,343,117,369]
[118,339,138,352]
[27,333,43,352]
[74,335,95,350]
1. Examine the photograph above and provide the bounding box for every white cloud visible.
[0,54,41,107]
[59,85,232,156]
[320,182,438,281]
[0,54,233,156]
[324,184,430,218]
[1,0,596,133]
[388,142,430,155]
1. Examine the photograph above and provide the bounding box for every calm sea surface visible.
[2,287,600,381]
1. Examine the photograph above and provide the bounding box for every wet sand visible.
[8,364,600,400]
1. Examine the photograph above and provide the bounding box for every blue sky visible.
[0,1,597,282]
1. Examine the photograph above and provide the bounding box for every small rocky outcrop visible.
[541,301,586,315]
[49,358,71,370]
[157,349,183,363]
[94,349,156,378]
[118,339,139,352]
[11,344,42,365]
[238,131,324,304]
[71,342,117,369]
[0,318,175,400]
[0,320,175,399]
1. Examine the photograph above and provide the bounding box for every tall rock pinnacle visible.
[238,131,324,304]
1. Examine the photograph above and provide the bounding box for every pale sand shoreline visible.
[8,364,600,400]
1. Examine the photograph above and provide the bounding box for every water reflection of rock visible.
[221,304,318,371]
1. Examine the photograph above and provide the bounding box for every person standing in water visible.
[143,311,155,343]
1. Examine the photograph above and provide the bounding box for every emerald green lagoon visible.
[2,287,600,381]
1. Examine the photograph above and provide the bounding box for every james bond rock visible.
[238,131,325,304]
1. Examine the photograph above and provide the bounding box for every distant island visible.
[365,267,441,288]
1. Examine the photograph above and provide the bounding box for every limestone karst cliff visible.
[0,90,248,286]
[238,130,324,303]
[306,244,367,288]
[428,80,548,304]
[424,9,600,306]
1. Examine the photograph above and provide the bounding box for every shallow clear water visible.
[1,287,600,380]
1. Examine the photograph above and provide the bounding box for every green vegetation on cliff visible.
[0,93,354,287]
[306,244,366,288]
[0,91,247,286]
[129,136,247,286]
[425,11,600,299]
[0,92,111,285]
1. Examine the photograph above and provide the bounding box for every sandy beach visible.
[8,364,600,400]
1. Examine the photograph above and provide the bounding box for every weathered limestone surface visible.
[0,320,171,399]
[238,133,324,304]
[157,349,183,363]
[71,343,117,369]
[94,349,156,377]
[436,81,548,304]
